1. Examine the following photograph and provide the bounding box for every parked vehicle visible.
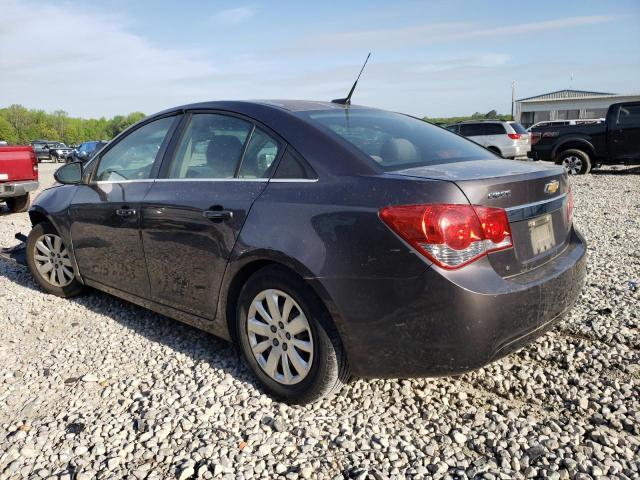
[526,119,604,131]
[47,142,73,163]
[0,146,39,213]
[66,141,108,163]
[30,140,71,163]
[446,120,530,158]
[25,100,586,403]
[529,102,640,174]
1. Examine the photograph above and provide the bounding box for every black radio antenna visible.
[332,52,371,106]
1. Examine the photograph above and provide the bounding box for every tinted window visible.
[618,105,640,126]
[238,128,279,179]
[274,147,316,179]
[484,123,506,135]
[94,116,174,181]
[302,111,493,170]
[167,114,252,179]
[508,123,527,134]
[459,123,484,137]
[445,125,459,133]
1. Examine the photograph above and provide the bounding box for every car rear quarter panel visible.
[221,174,469,367]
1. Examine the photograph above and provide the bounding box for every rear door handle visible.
[202,209,233,221]
[115,207,136,218]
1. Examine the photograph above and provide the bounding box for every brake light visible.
[507,133,521,140]
[379,204,513,269]
[567,186,574,224]
[530,131,541,145]
[30,150,39,178]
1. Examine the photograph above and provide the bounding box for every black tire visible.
[556,149,591,175]
[26,221,85,298]
[236,266,349,404]
[5,194,30,213]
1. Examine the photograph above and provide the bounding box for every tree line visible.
[0,104,146,146]
[423,109,512,125]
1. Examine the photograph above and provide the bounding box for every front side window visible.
[94,116,174,181]
[167,114,252,179]
[302,110,493,171]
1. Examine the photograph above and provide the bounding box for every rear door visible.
[69,115,179,296]
[609,103,640,161]
[140,112,282,318]
[483,123,507,148]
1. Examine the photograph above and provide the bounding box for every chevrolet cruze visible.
[26,100,586,403]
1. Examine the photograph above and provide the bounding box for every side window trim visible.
[89,113,182,184]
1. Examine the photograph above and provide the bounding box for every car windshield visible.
[302,109,494,171]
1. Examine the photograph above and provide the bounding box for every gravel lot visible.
[0,162,638,480]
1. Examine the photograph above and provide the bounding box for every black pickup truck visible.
[528,101,640,174]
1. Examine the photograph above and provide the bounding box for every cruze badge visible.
[544,180,560,194]
[487,190,511,199]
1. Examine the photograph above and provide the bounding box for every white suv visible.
[446,120,530,159]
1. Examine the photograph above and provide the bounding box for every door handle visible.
[115,207,137,218]
[202,209,233,221]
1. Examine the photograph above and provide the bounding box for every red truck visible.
[0,146,39,213]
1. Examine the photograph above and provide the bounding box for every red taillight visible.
[30,150,39,178]
[507,133,521,140]
[379,204,513,269]
[567,186,574,224]
[530,131,541,145]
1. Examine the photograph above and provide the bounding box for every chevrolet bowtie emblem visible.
[544,180,559,194]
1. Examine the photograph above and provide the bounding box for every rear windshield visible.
[301,110,494,170]
[509,122,527,134]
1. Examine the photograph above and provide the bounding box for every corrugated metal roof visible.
[517,89,615,102]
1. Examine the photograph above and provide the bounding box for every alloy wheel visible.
[246,289,314,385]
[33,234,74,287]
[562,155,583,175]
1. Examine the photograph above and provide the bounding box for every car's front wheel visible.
[236,266,349,404]
[26,221,85,297]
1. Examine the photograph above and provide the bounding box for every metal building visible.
[515,89,640,127]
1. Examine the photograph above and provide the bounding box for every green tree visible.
[0,117,18,143]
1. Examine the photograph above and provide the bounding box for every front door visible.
[609,103,640,162]
[69,115,178,296]
[141,112,281,318]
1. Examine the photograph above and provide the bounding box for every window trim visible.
[88,113,182,184]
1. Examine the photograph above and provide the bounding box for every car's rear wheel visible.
[557,149,591,175]
[26,221,84,297]
[487,146,502,157]
[236,266,349,403]
[5,194,30,213]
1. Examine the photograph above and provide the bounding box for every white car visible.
[526,118,604,131]
[446,120,530,159]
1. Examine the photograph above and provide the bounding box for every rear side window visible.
[167,114,252,179]
[508,122,527,134]
[459,123,484,137]
[238,128,279,179]
[617,105,640,126]
[94,116,174,181]
[484,123,506,135]
[273,147,317,179]
[302,110,493,171]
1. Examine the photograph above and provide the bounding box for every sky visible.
[1,0,639,119]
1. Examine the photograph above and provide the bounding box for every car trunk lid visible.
[390,159,571,276]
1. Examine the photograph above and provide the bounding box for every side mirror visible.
[54,161,83,185]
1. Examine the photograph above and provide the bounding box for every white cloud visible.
[290,15,620,51]
[211,6,256,25]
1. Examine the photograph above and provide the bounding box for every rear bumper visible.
[0,180,39,198]
[318,227,587,378]
[503,144,531,158]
